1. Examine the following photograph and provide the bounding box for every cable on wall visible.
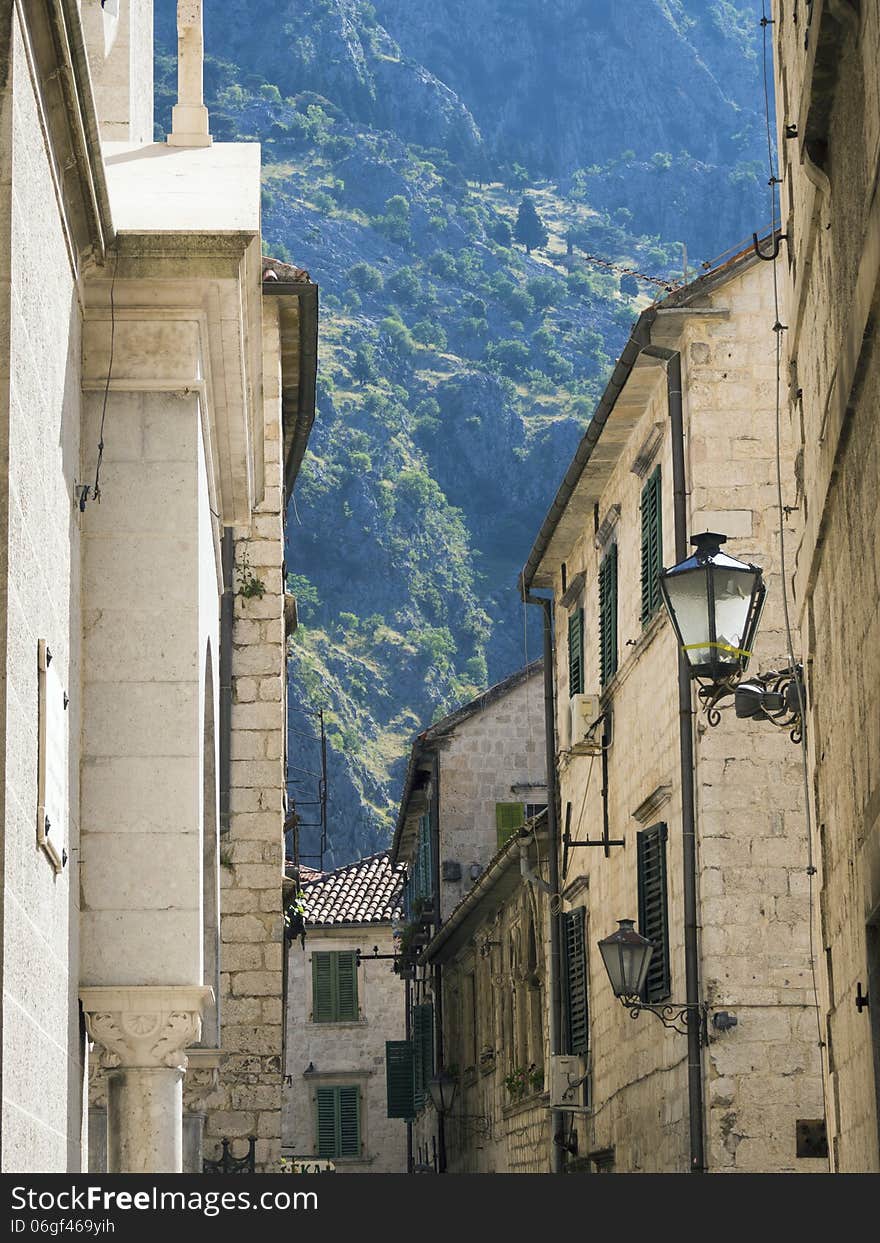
[759,0,831,1156]
[80,252,119,511]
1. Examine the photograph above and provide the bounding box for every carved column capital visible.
[80,987,214,1072]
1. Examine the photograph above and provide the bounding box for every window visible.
[599,544,618,687]
[463,973,477,1069]
[410,813,433,908]
[640,465,663,625]
[412,1002,434,1111]
[562,907,589,1056]
[496,802,548,849]
[312,951,359,1022]
[568,607,584,696]
[315,1085,360,1158]
[385,1041,415,1120]
[637,823,671,1002]
[496,802,524,848]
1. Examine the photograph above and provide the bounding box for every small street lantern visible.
[428,1069,458,1116]
[598,920,709,1043]
[597,919,653,1001]
[659,532,766,683]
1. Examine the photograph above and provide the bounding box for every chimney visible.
[168,1,212,147]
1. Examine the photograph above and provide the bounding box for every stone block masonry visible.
[199,302,288,1172]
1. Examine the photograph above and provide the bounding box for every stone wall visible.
[435,671,545,920]
[548,258,825,1172]
[0,7,85,1172]
[773,0,880,1172]
[283,924,408,1173]
[420,838,553,1174]
[200,297,287,1173]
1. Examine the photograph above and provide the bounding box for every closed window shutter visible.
[338,1085,361,1157]
[568,607,584,696]
[637,823,671,1002]
[386,1041,416,1119]
[599,544,618,687]
[416,814,433,904]
[315,1087,338,1157]
[312,952,333,1022]
[412,1002,434,1110]
[495,801,525,849]
[640,467,663,625]
[336,951,359,1021]
[562,907,589,1055]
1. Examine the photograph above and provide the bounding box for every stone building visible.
[520,251,826,1172]
[282,852,407,1173]
[390,663,546,1170]
[421,813,556,1173]
[771,0,880,1172]
[0,1,316,1172]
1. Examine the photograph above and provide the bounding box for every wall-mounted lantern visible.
[597,920,708,1044]
[659,532,804,740]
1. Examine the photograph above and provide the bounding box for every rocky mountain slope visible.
[155,0,769,866]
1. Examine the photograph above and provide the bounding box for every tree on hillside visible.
[514,197,549,254]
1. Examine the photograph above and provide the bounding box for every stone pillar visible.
[168,1,212,147]
[80,987,212,1174]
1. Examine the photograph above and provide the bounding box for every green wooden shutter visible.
[599,543,618,687]
[415,813,433,904]
[640,467,663,625]
[336,951,359,1021]
[496,801,525,849]
[568,607,584,696]
[412,1002,434,1111]
[316,1086,361,1158]
[637,823,671,1002]
[312,952,334,1023]
[338,1085,361,1157]
[562,907,589,1056]
[386,1041,415,1119]
[315,1087,338,1157]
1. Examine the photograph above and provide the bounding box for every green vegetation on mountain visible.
[155,0,767,865]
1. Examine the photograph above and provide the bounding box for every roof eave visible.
[519,239,768,593]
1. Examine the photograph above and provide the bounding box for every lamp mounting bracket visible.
[697,664,804,743]
[621,996,710,1045]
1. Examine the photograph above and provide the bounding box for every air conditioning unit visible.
[550,1055,590,1111]
[569,693,602,754]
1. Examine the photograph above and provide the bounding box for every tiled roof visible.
[301,851,406,927]
[285,862,325,885]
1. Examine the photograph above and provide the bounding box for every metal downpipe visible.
[643,346,706,1173]
[523,590,564,1173]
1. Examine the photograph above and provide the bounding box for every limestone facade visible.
[0,1,316,1172]
[425,824,554,1174]
[522,254,826,1172]
[284,919,408,1173]
[772,0,880,1171]
[391,664,546,1170]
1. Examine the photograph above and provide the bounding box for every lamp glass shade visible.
[598,919,654,999]
[659,532,765,681]
[428,1070,458,1115]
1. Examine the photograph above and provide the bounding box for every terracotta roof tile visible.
[301,851,406,927]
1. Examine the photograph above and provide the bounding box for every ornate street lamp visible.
[428,1069,458,1116]
[659,532,765,683]
[597,920,709,1043]
[597,919,653,1000]
[428,1068,490,1140]
[659,531,803,739]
